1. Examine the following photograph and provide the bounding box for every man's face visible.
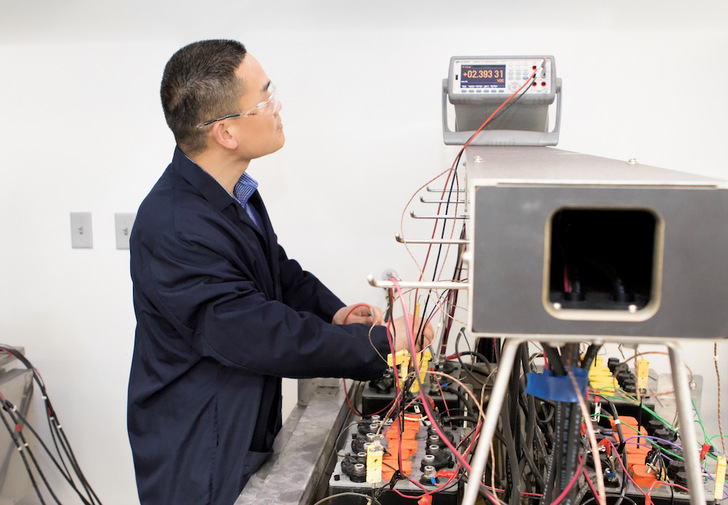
[228,54,285,161]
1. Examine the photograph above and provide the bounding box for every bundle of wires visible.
[374,281,603,505]
[399,59,550,366]
[0,345,103,505]
[363,56,727,505]
[334,59,624,504]
[353,59,565,504]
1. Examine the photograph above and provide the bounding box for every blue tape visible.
[525,366,589,403]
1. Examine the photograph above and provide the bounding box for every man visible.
[127,39,432,505]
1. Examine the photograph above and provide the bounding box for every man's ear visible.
[209,121,239,151]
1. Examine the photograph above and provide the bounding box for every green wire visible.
[596,412,686,461]
[595,391,676,431]
[708,434,728,451]
[691,396,710,444]
[595,390,720,460]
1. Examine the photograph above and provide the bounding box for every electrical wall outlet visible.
[70,212,93,249]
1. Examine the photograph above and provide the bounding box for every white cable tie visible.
[614,419,621,425]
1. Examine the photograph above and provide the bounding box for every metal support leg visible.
[668,342,707,505]
[462,337,524,505]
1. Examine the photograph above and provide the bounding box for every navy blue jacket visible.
[127,148,389,505]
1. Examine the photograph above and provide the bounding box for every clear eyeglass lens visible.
[256,86,277,115]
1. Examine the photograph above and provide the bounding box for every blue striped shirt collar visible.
[233,172,259,208]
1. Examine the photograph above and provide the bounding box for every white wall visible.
[1,1,727,503]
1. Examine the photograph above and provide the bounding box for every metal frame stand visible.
[461,338,707,505]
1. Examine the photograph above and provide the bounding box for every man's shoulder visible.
[133,167,217,244]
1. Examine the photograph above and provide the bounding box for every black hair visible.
[160,39,247,155]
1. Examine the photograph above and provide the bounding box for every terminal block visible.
[329,418,461,504]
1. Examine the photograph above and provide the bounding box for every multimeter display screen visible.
[460,64,506,89]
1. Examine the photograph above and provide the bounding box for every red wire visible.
[549,454,586,505]
[646,479,690,499]
[390,278,477,474]
[341,303,373,324]
[432,373,453,428]
[341,380,363,417]
[416,59,546,284]
[606,440,649,500]
[581,465,600,502]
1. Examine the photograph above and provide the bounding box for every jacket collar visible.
[171,146,238,213]
[170,147,272,246]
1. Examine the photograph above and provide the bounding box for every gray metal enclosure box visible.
[467,147,728,340]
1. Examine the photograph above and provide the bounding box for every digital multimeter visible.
[442,55,561,146]
[448,56,557,104]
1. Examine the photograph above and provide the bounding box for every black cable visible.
[0,345,104,505]
[562,403,582,505]
[454,328,492,387]
[519,422,546,491]
[542,344,566,376]
[415,152,462,347]
[442,387,477,418]
[518,346,547,493]
[439,414,479,425]
[435,224,467,356]
[573,481,591,505]
[580,344,601,370]
[455,350,493,367]
[1,399,66,505]
[537,401,556,425]
[0,394,97,504]
[0,403,47,505]
[606,400,629,505]
[540,400,563,505]
[500,398,521,505]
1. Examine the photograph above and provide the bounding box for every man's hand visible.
[391,316,434,353]
[332,304,384,326]
[332,307,433,353]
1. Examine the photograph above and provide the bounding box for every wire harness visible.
[0,345,104,505]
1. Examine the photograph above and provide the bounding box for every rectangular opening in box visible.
[547,208,659,315]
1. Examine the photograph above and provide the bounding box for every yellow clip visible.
[715,455,726,500]
[366,439,383,484]
[410,349,432,393]
[387,350,411,386]
[636,359,650,393]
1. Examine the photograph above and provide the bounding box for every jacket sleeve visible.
[135,221,389,381]
[275,243,347,322]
